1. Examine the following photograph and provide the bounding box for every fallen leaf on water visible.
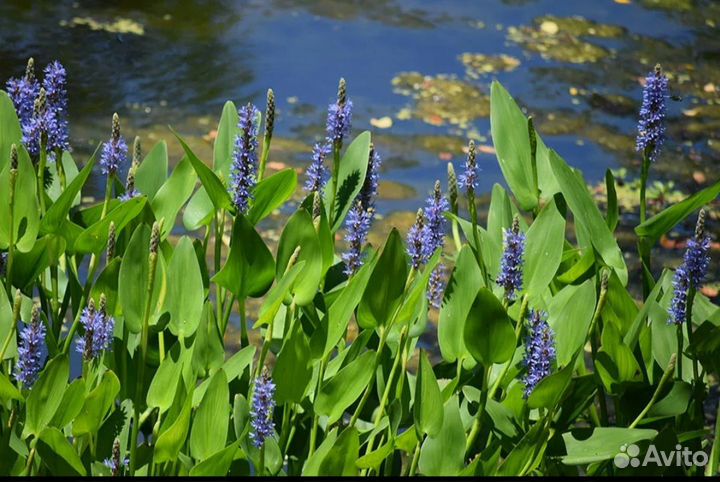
[704,83,716,93]
[370,116,393,129]
[203,129,218,142]
[693,171,707,184]
[614,0,631,4]
[267,161,289,170]
[701,286,719,298]
[478,144,496,155]
[540,20,559,35]
[439,152,453,161]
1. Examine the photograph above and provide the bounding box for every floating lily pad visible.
[60,16,145,35]
[392,72,490,127]
[508,21,611,64]
[459,53,521,79]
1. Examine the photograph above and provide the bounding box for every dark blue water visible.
[1,0,718,213]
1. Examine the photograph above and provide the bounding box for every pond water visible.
[2,0,718,215]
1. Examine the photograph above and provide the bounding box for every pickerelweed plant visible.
[0,58,719,477]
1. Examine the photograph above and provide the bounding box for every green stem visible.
[258,444,265,476]
[37,146,47,214]
[308,351,328,457]
[130,246,160,475]
[629,353,676,428]
[707,390,720,475]
[465,366,489,456]
[348,325,390,428]
[239,298,248,348]
[408,441,421,476]
[676,325,684,380]
[488,295,529,400]
[468,194,488,286]
[362,325,408,470]
[685,288,698,382]
[55,148,67,190]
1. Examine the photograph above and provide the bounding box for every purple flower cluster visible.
[669,210,711,325]
[250,372,276,448]
[326,78,352,146]
[342,202,375,276]
[342,147,382,276]
[229,103,260,214]
[6,59,39,134]
[100,113,128,176]
[427,264,446,309]
[497,217,525,301]
[14,307,46,389]
[6,58,70,161]
[0,252,7,277]
[458,140,478,195]
[75,297,115,360]
[407,209,429,270]
[425,181,450,307]
[42,61,70,153]
[522,310,556,398]
[103,440,128,476]
[304,142,330,195]
[636,64,668,162]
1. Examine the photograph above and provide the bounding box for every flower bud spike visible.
[265,88,275,141]
[107,222,116,260]
[25,58,35,82]
[447,162,458,215]
[10,144,18,171]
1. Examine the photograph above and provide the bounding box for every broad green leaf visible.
[254,261,305,329]
[485,184,515,278]
[90,258,121,317]
[247,168,297,225]
[562,427,657,465]
[605,169,619,231]
[0,372,21,403]
[324,131,371,231]
[418,395,465,476]
[41,147,98,234]
[316,350,375,425]
[49,378,85,429]
[274,319,313,404]
[190,369,229,461]
[549,150,627,285]
[527,362,574,409]
[496,416,549,476]
[644,381,692,423]
[356,438,395,470]
[557,248,595,284]
[193,346,255,407]
[183,187,215,230]
[596,322,644,394]
[191,302,225,378]
[276,208,323,306]
[150,157,197,238]
[394,250,441,327]
[303,428,338,475]
[11,235,66,292]
[635,179,720,242]
[311,250,378,359]
[414,350,444,437]
[73,196,147,254]
[0,282,17,360]
[464,288,515,366]
[547,280,596,366]
[147,347,184,413]
[135,140,169,201]
[357,228,408,329]
[0,145,39,253]
[189,443,238,476]
[0,90,22,172]
[524,199,565,299]
[213,101,239,176]
[165,236,204,337]
[172,128,234,213]
[154,387,194,463]
[37,427,87,476]
[213,215,275,299]
[73,370,120,436]
[118,223,167,333]
[23,355,69,438]
[490,81,538,211]
[438,245,482,362]
[318,427,359,476]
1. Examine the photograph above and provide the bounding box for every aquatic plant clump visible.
[0,56,719,477]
